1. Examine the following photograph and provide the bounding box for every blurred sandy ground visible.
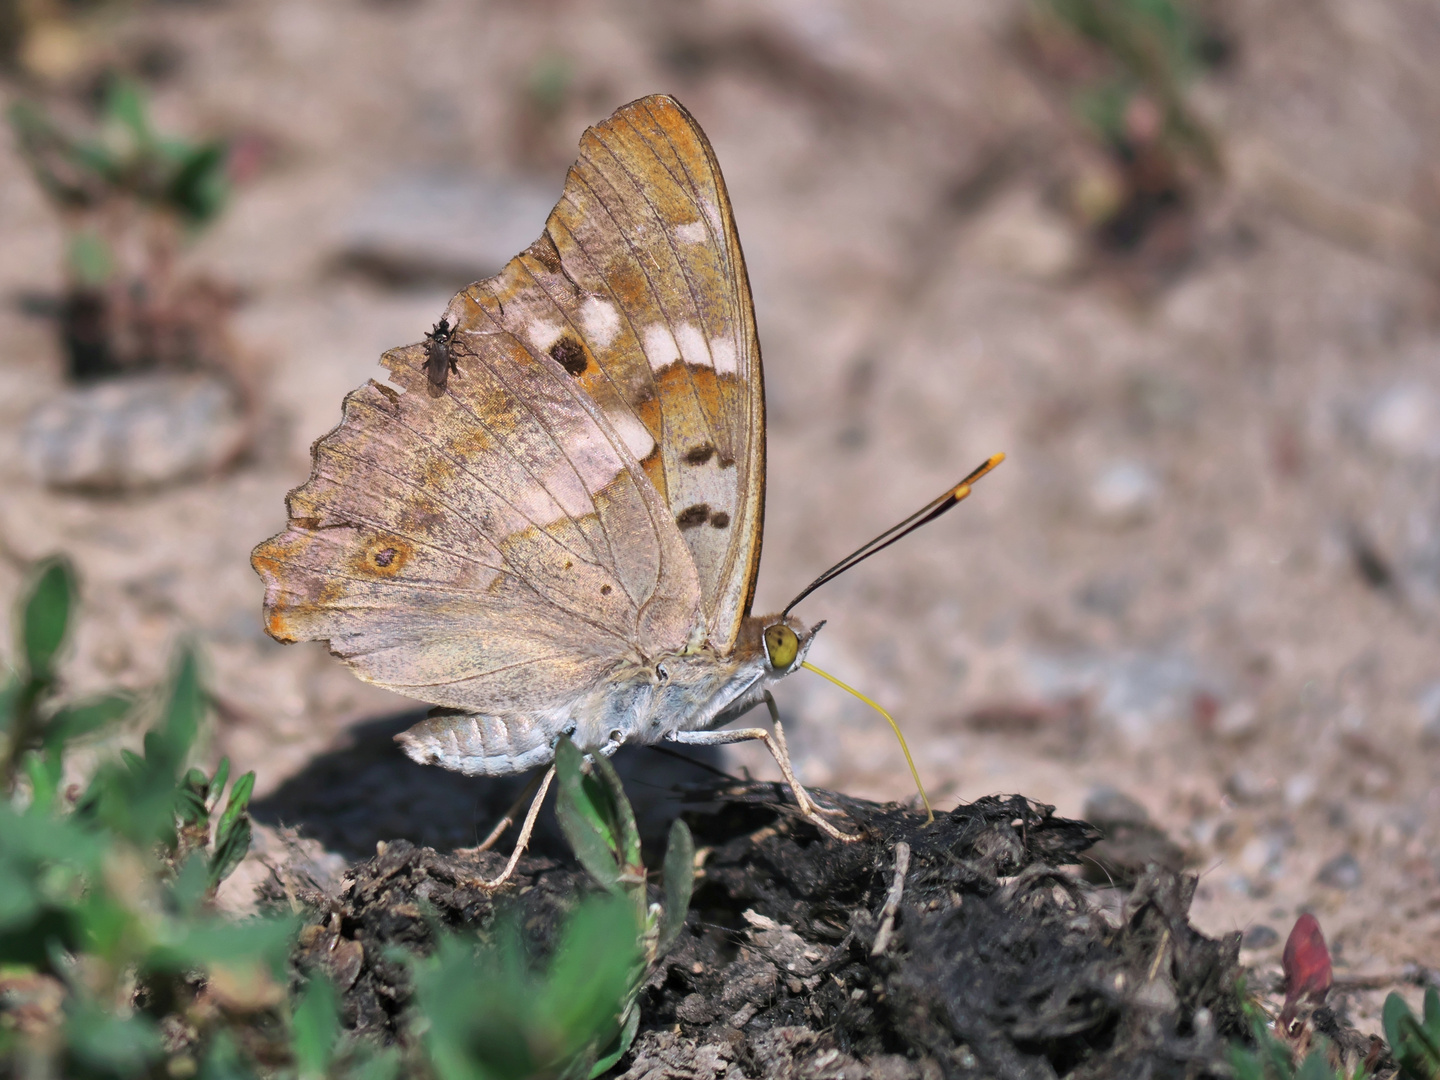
[0,0,1437,1024]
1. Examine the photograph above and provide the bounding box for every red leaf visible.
[1280,913,1332,1026]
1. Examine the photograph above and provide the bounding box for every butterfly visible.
[252,94,1001,885]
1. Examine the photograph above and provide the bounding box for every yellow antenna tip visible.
[800,661,935,824]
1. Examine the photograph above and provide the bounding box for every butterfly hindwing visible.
[470,95,765,652]
[251,325,701,713]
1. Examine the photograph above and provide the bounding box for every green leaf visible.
[208,757,231,810]
[1386,992,1414,1066]
[152,647,205,778]
[1296,1046,1336,1080]
[44,693,133,747]
[167,141,230,225]
[21,558,74,681]
[104,78,153,149]
[177,767,210,826]
[147,912,297,975]
[659,817,695,955]
[555,738,622,893]
[66,230,114,288]
[1425,986,1439,1031]
[63,999,163,1076]
[348,1045,402,1080]
[120,748,146,775]
[198,1029,256,1080]
[292,974,340,1079]
[209,814,252,888]
[588,1000,640,1079]
[542,895,641,1059]
[0,674,19,734]
[216,771,255,847]
[21,751,59,815]
[591,751,641,875]
[171,854,212,916]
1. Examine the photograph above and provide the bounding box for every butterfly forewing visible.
[253,93,764,732]
[468,95,764,652]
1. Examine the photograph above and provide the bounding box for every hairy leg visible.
[667,722,859,842]
[473,767,549,852]
[467,765,556,889]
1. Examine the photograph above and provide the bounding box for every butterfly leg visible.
[762,691,848,819]
[666,726,860,842]
[474,767,549,852]
[470,764,556,889]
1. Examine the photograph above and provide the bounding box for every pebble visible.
[1315,852,1363,890]
[1353,382,1440,460]
[1024,648,1212,738]
[1242,924,1280,949]
[1087,460,1161,525]
[337,173,557,287]
[1416,681,1440,746]
[1083,787,1153,828]
[22,373,248,491]
[965,189,1082,282]
[1225,769,1277,805]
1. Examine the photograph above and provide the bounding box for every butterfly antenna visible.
[800,661,934,824]
[781,453,1005,617]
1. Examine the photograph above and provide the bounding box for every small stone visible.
[1088,460,1161,525]
[1353,383,1440,460]
[1283,773,1318,809]
[1315,852,1362,890]
[23,373,247,491]
[1242,924,1280,949]
[1225,769,1276,805]
[675,992,717,1025]
[337,173,557,287]
[965,188,1081,282]
[1416,682,1440,746]
[1084,786,1152,828]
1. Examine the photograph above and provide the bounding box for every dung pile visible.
[275,782,1248,1079]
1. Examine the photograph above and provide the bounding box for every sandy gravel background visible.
[1,0,1437,1033]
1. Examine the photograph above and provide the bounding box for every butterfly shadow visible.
[249,709,731,862]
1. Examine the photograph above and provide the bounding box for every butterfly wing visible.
[470,95,765,654]
[251,323,702,714]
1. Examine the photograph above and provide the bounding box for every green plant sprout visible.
[8,78,234,377]
[1384,988,1440,1080]
[0,557,697,1079]
[1034,0,1220,171]
[393,736,695,1080]
[0,557,295,1077]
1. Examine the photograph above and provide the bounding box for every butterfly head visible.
[760,616,822,675]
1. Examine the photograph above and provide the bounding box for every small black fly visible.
[422,316,458,393]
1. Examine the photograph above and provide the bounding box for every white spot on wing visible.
[642,325,679,373]
[674,323,710,369]
[674,220,708,244]
[709,335,738,376]
[605,409,656,462]
[579,296,621,349]
[528,320,564,353]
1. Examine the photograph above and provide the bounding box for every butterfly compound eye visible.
[763,624,800,671]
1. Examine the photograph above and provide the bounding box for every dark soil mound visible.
[275,782,1248,1079]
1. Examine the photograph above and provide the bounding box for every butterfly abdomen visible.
[396,708,559,777]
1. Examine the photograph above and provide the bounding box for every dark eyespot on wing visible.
[374,547,397,566]
[685,444,716,465]
[549,336,589,377]
[676,504,711,530]
[710,512,730,529]
[601,584,612,595]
